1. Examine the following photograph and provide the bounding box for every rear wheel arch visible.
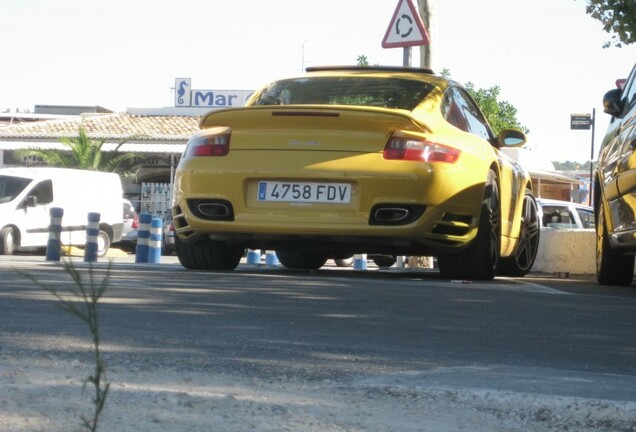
[437,168,501,280]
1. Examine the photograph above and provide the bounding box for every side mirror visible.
[25,196,37,207]
[497,129,527,148]
[603,88,624,117]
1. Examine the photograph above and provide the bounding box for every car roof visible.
[302,65,451,88]
[306,65,435,75]
[536,198,592,210]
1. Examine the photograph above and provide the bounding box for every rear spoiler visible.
[306,65,435,75]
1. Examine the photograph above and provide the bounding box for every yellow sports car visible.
[172,66,540,280]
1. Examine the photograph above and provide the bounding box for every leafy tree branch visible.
[580,0,636,47]
[17,126,143,176]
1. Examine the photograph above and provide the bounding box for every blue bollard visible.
[83,212,100,263]
[135,212,152,263]
[148,217,162,264]
[46,207,64,262]
[265,250,279,267]
[353,253,368,271]
[246,249,261,265]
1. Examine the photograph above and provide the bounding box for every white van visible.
[0,167,124,256]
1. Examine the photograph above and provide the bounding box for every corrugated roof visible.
[0,113,200,142]
[0,141,187,154]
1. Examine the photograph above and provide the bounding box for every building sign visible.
[174,78,253,108]
[175,78,192,106]
[570,114,592,130]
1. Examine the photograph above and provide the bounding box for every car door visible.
[600,64,636,233]
[442,87,523,240]
[614,68,636,201]
[19,179,54,247]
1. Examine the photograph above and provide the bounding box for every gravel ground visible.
[2,351,636,432]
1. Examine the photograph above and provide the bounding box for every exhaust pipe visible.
[188,199,234,221]
[374,207,410,223]
[369,204,425,225]
[197,202,231,218]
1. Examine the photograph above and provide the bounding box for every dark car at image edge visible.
[594,62,636,286]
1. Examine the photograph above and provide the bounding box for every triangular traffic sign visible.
[382,0,430,48]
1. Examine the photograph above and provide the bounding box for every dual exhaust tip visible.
[188,200,424,226]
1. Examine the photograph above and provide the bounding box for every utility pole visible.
[588,108,596,206]
[418,0,433,69]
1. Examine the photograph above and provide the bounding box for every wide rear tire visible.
[176,235,243,270]
[438,170,500,281]
[596,204,634,286]
[373,255,396,268]
[277,250,328,270]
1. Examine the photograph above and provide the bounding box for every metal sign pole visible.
[589,108,596,206]
[403,47,411,67]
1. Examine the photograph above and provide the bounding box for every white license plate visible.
[258,181,351,204]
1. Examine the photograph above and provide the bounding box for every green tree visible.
[580,0,636,47]
[442,68,528,135]
[464,82,529,135]
[357,55,369,66]
[17,127,142,175]
[552,160,593,170]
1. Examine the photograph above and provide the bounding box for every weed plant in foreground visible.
[21,259,112,432]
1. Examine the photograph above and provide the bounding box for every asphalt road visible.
[1,254,636,430]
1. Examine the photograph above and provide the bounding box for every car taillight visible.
[383,135,460,163]
[184,127,231,157]
[132,214,139,229]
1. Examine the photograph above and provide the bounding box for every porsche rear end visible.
[172,104,489,256]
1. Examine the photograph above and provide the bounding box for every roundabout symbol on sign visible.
[396,14,413,38]
[382,0,429,48]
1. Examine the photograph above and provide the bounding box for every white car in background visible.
[162,214,175,255]
[536,198,594,230]
[122,199,138,236]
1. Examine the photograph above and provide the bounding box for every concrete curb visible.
[532,228,595,275]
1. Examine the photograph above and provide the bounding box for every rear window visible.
[251,77,433,110]
[541,205,577,228]
[577,208,595,229]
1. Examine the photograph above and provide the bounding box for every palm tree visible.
[17,127,142,175]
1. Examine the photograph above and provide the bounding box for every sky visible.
[1,0,635,163]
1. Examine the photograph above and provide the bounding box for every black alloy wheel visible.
[498,190,540,276]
